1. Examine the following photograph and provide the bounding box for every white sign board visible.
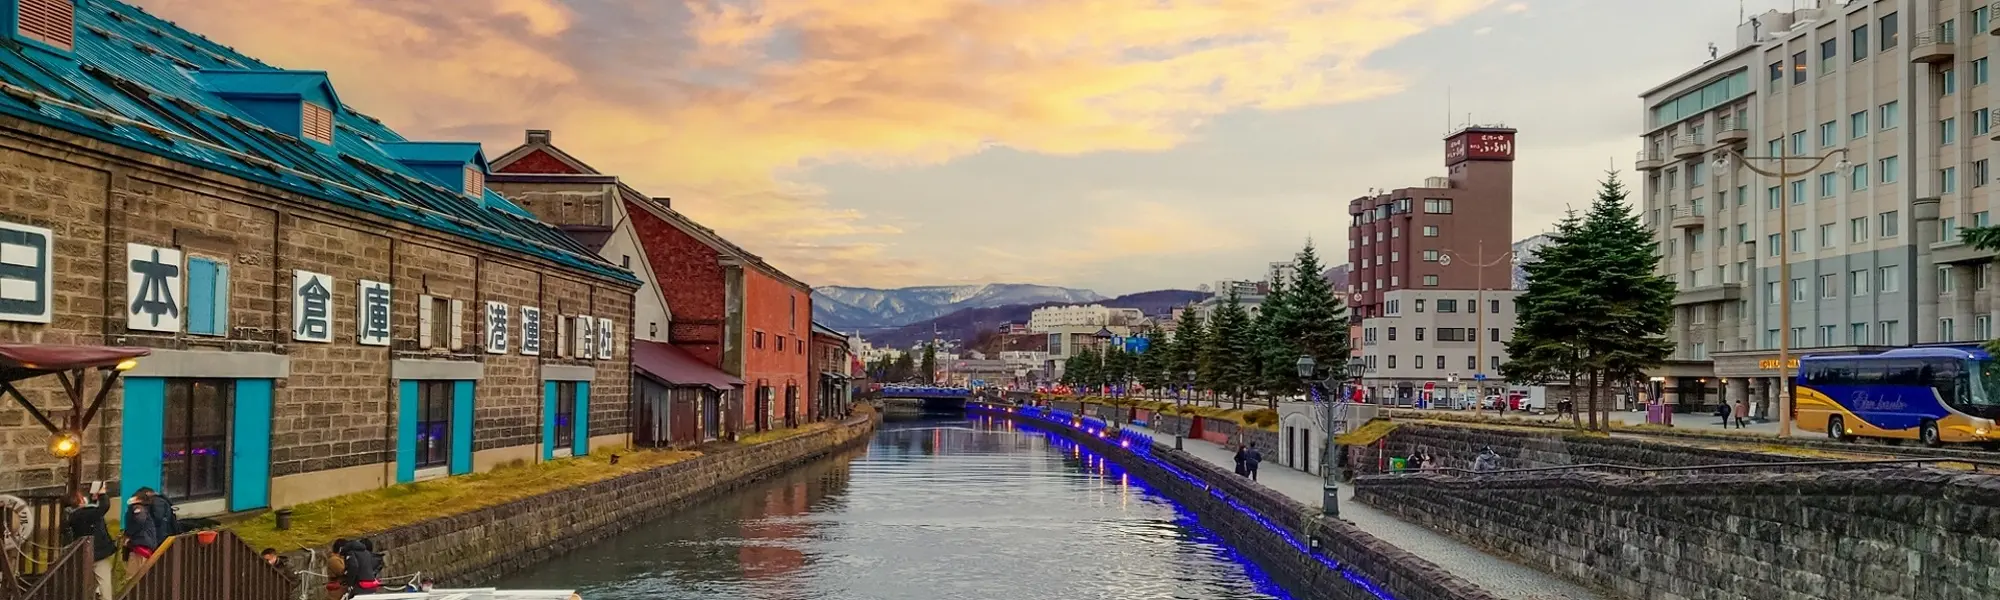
[0,222,52,323]
[125,243,183,332]
[484,301,510,354]
[292,270,334,343]
[356,280,392,347]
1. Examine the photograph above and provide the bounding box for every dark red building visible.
[1346,126,1518,319]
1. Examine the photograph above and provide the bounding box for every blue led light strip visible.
[972,403,1395,600]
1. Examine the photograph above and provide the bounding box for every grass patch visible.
[737,421,837,445]
[231,446,702,552]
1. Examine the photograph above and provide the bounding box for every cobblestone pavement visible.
[1125,425,1612,600]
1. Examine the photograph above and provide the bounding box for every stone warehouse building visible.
[0,0,640,514]
[487,130,816,437]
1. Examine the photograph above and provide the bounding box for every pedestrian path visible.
[1124,424,1610,600]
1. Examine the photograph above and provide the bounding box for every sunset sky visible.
[137,0,1777,295]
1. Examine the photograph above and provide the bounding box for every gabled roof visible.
[0,0,636,285]
[190,69,340,105]
[810,322,845,340]
[488,130,810,291]
[379,141,486,168]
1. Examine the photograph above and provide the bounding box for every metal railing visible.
[4,495,68,580]
[1671,132,1706,148]
[1636,149,1664,163]
[1916,26,1957,47]
[21,541,94,600]
[1390,456,2000,478]
[118,530,292,600]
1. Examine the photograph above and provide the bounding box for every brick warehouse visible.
[487,131,816,437]
[0,0,639,515]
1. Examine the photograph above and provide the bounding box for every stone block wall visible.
[327,415,878,586]
[1352,467,2000,600]
[1350,423,1837,477]
[991,405,1497,600]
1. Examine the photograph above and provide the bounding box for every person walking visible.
[1232,445,1249,477]
[1243,443,1263,481]
[63,489,116,600]
[1732,398,1750,429]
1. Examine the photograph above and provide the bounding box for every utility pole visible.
[1713,146,1849,438]
[1444,241,1512,415]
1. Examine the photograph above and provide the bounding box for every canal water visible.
[493,416,1291,599]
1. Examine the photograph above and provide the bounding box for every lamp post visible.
[1438,243,1514,415]
[1712,147,1850,438]
[1297,355,1369,518]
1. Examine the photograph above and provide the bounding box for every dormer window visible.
[17,0,76,51]
[301,102,334,145]
[462,165,484,197]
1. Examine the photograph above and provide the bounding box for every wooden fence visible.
[21,541,94,600]
[117,530,291,600]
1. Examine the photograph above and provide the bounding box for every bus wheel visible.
[1921,421,1942,447]
[1826,416,1846,441]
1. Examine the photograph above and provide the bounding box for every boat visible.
[367,590,582,600]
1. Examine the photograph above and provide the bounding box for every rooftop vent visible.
[16,0,76,51]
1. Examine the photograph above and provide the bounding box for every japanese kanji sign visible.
[356,279,391,346]
[484,301,510,354]
[519,306,542,356]
[574,315,595,360]
[292,270,334,343]
[126,243,183,333]
[595,317,613,360]
[0,221,52,324]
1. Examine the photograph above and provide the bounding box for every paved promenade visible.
[1124,424,1610,600]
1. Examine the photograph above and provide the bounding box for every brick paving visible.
[1125,424,1612,600]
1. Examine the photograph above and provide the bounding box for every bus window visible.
[1928,359,1966,405]
[1977,359,2000,407]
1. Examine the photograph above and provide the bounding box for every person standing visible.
[63,490,116,600]
[1243,443,1263,481]
[1232,445,1249,477]
[121,496,160,572]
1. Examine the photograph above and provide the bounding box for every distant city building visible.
[1267,261,1299,286]
[1355,289,1524,404]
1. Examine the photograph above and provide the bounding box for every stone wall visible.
[345,415,878,586]
[1348,422,1855,477]
[986,405,1497,600]
[1352,467,2000,600]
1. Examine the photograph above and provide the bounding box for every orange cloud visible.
[134,0,1497,286]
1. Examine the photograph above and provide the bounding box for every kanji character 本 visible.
[128,244,181,331]
[294,271,332,342]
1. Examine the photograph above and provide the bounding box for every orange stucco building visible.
[741,270,814,430]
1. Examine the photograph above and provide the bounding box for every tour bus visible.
[1794,347,2000,446]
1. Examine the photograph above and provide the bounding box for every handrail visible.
[1916,27,1957,46]
[1391,456,2000,478]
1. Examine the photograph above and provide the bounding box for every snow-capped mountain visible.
[812,284,1108,330]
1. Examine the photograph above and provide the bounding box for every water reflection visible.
[494,417,1289,600]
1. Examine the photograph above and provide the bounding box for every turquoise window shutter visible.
[573,382,590,456]
[229,379,272,511]
[542,381,557,461]
[120,377,166,496]
[395,381,418,484]
[185,258,228,335]
[450,380,474,475]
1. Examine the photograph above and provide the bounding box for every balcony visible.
[1990,108,2000,141]
[1911,27,1956,63]
[1671,283,1743,307]
[1992,4,2000,36]
[1931,239,1998,265]
[1713,126,1749,146]
[1670,133,1704,159]
[1635,149,1665,171]
[1669,206,1705,230]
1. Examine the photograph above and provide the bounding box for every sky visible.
[135,0,1794,295]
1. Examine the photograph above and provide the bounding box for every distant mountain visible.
[866,289,1211,349]
[812,284,1107,331]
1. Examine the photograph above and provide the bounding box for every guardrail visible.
[1400,456,2000,478]
[21,540,94,600]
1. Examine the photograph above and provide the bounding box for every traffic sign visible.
[1474,373,1486,381]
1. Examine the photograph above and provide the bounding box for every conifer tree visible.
[1503,209,1595,425]
[1254,275,1301,402]
[1209,288,1255,408]
[1172,307,1206,401]
[1574,172,1676,427]
[1285,242,1351,364]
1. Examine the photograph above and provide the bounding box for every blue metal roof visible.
[0,0,638,285]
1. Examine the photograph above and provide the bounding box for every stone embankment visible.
[980,403,1499,600]
[1353,466,2000,600]
[310,415,878,586]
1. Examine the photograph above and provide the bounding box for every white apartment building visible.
[1268,261,1298,287]
[1639,1,2000,415]
[1355,289,1521,405]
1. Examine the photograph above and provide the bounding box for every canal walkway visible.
[1123,424,1610,600]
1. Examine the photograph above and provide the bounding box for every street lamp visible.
[1296,355,1369,518]
[1712,146,1850,438]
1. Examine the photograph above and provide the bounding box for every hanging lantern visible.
[48,431,81,458]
